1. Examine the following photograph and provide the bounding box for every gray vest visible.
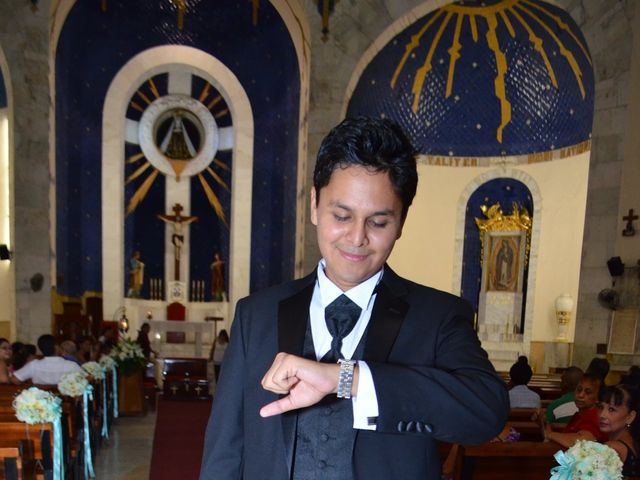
[291,320,368,480]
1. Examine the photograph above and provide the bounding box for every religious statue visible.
[493,240,514,291]
[158,203,198,281]
[210,252,225,301]
[127,251,145,298]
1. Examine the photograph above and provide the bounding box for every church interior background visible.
[0,0,639,375]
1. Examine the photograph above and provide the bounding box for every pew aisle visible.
[92,411,156,480]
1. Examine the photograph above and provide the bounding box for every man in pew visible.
[546,366,583,425]
[508,356,541,408]
[10,334,82,385]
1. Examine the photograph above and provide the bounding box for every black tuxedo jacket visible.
[200,267,508,479]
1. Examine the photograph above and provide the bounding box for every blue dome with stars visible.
[347,0,594,157]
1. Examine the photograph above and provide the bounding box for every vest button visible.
[324,407,332,416]
[318,460,327,469]
[320,433,329,442]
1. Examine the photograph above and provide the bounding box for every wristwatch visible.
[337,359,356,399]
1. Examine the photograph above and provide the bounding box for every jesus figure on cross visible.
[158,203,198,281]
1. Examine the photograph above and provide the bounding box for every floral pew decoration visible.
[83,360,109,438]
[99,354,118,418]
[58,371,95,479]
[12,387,64,480]
[550,440,622,480]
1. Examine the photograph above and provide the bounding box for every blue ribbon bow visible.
[83,385,95,478]
[112,366,119,418]
[550,450,575,480]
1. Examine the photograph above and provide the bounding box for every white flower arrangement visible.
[58,371,89,397]
[98,354,116,370]
[551,440,623,480]
[110,337,147,375]
[82,361,105,380]
[13,387,62,424]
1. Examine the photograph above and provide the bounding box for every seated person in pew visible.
[509,356,541,408]
[59,340,82,366]
[599,384,640,477]
[546,366,583,425]
[541,372,607,447]
[0,338,11,383]
[11,334,82,385]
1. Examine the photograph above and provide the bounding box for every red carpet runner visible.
[149,397,212,480]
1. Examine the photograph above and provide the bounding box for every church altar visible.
[149,319,214,357]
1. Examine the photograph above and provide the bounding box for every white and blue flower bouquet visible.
[550,440,623,480]
[58,371,89,397]
[82,360,105,380]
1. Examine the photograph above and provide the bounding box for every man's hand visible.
[259,353,341,417]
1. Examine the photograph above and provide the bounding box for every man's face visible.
[311,165,405,291]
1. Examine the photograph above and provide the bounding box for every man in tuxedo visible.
[200,117,508,479]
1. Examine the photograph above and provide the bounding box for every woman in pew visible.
[599,384,640,477]
[543,372,608,447]
[0,337,11,383]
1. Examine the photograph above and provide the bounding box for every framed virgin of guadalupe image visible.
[485,234,522,293]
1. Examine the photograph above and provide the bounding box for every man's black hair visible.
[313,116,418,220]
[509,356,533,386]
[37,334,57,357]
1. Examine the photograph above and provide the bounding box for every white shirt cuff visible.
[352,360,378,430]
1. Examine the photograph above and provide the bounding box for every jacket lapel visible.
[363,266,409,362]
[277,273,316,476]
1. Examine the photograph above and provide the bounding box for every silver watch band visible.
[337,359,356,399]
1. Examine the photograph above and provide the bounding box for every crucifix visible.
[158,203,198,281]
[622,208,638,237]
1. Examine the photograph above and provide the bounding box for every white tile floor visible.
[92,411,156,480]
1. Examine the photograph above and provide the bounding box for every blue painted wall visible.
[0,71,6,108]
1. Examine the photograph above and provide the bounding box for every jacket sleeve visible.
[199,299,247,480]
[368,299,509,445]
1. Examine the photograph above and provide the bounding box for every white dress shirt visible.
[13,356,83,384]
[311,259,379,430]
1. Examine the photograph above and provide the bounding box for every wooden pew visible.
[451,441,560,480]
[0,422,54,480]
[0,447,23,480]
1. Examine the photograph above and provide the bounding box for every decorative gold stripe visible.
[498,10,515,38]
[412,11,453,112]
[516,3,585,98]
[137,89,152,106]
[206,166,230,191]
[213,158,230,172]
[197,173,228,226]
[148,78,160,99]
[521,0,591,65]
[130,101,144,113]
[126,169,159,216]
[469,14,478,42]
[125,161,152,184]
[126,152,145,164]
[484,13,511,143]
[391,9,444,89]
[508,6,557,88]
[198,83,211,103]
[446,13,464,98]
[207,95,222,110]
[214,108,229,119]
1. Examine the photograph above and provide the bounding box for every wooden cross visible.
[622,208,638,237]
[195,385,203,396]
